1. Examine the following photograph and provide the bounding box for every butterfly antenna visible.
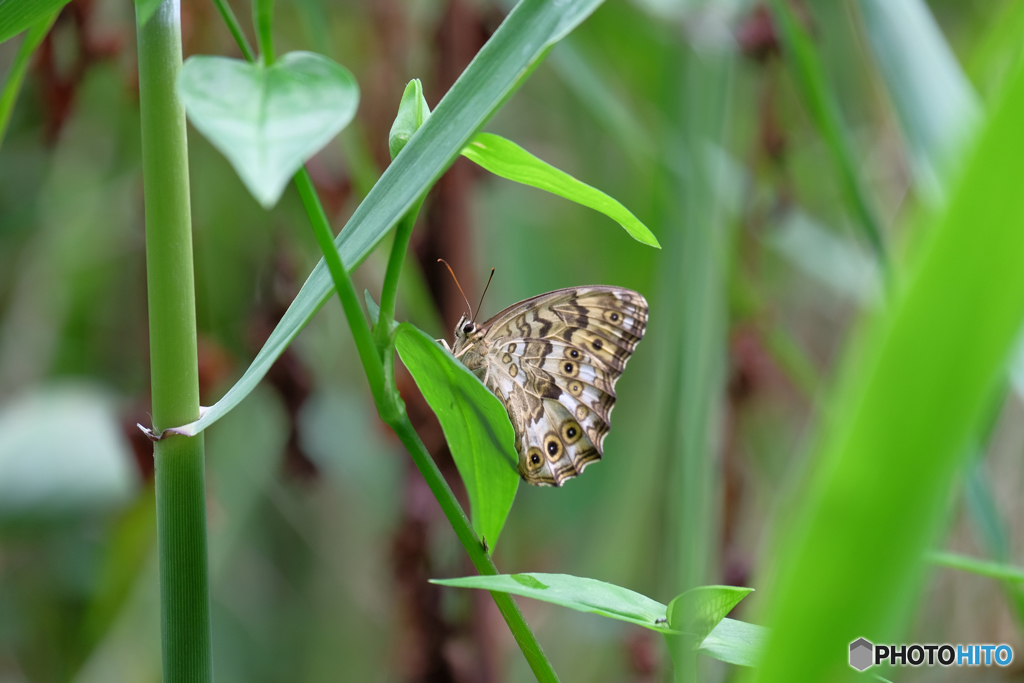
[437,259,474,319]
[475,268,495,319]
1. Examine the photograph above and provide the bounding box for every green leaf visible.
[394,323,518,547]
[432,571,765,667]
[430,572,674,633]
[160,0,606,439]
[928,551,1024,583]
[389,79,431,160]
[667,585,754,641]
[0,0,67,44]
[461,132,660,248]
[694,618,768,668]
[177,51,359,208]
[752,46,1024,683]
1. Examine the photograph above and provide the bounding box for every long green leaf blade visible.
[159,0,605,439]
[0,0,66,44]
[0,9,56,149]
[432,572,673,632]
[752,50,1024,683]
[394,323,519,547]
[461,132,659,247]
[433,573,765,667]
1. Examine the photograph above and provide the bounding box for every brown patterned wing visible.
[474,287,648,486]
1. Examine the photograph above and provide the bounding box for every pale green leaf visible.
[177,51,359,208]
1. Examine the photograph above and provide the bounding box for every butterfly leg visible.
[438,338,453,353]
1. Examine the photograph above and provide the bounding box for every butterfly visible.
[444,273,648,486]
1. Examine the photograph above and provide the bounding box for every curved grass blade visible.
[157,0,606,439]
[461,132,660,247]
[394,323,519,548]
[752,51,1024,683]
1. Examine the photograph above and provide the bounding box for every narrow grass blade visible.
[395,323,519,547]
[928,551,1024,583]
[160,0,606,438]
[768,0,885,263]
[752,54,1024,683]
[462,132,659,247]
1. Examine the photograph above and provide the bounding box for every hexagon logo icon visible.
[849,638,873,671]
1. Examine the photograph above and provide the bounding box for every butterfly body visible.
[451,286,648,486]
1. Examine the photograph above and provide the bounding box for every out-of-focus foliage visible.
[4,0,1024,681]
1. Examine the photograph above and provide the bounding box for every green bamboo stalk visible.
[136,1,212,681]
[0,10,58,150]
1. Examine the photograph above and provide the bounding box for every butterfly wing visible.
[469,286,648,486]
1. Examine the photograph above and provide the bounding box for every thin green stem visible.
[0,11,58,151]
[211,0,254,62]
[376,200,423,342]
[389,419,559,682]
[296,168,558,679]
[293,169,388,405]
[136,0,212,681]
[254,0,274,66]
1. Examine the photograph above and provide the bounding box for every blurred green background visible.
[3,0,1024,680]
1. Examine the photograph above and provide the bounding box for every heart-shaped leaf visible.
[177,51,359,208]
[395,323,519,548]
